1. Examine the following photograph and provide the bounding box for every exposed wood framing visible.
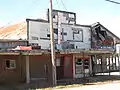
[111,55,114,70]
[115,55,117,70]
[94,55,97,75]
[117,54,120,75]
[108,55,111,76]
[89,55,92,76]
[100,57,103,75]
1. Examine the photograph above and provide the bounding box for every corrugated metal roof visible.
[0,22,27,40]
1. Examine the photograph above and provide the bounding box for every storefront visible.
[73,54,91,78]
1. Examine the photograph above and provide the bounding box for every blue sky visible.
[0,0,120,37]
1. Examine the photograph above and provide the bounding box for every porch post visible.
[115,55,117,70]
[72,55,75,79]
[26,55,30,83]
[108,55,111,76]
[118,54,120,75]
[94,55,97,75]
[111,55,114,70]
[89,55,92,76]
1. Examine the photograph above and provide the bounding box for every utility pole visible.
[49,0,57,85]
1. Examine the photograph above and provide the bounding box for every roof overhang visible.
[0,49,114,55]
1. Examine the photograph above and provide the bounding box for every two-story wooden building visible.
[0,10,119,85]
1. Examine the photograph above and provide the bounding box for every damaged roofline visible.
[91,22,120,41]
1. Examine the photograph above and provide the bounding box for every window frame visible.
[75,58,83,74]
[5,59,16,70]
[72,28,83,42]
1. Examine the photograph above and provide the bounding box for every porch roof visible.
[0,49,114,55]
[60,49,114,55]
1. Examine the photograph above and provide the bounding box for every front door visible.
[56,57,64,80]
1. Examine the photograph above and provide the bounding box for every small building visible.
[0,22,27,49]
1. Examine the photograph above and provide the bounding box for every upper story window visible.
[54,28,58,34]
[72,27,83,42]
[47,34,50,37]
[61,32,67,35]
[31,36,39,40]
[54,28,67,36]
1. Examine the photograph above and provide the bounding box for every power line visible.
[60,0,68,11]
[54,0,60,6]
[106,0,120,4]
[54,0,68,11]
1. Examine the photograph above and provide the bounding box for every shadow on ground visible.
[1,75,120,90]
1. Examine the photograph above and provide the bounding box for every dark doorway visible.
[56,57,64,80]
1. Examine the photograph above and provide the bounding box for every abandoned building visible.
[0,10,120,85]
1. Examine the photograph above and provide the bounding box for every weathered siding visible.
[29,55,53,83]
[0,55,25,84]
[28,21,91,50]
[0,55,53,84]
[64,55,73,78]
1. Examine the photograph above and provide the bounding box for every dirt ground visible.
[1,74,120,90]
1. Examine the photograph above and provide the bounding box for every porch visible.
[0,49,118,85]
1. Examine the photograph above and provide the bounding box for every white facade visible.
[28,20,91,50]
